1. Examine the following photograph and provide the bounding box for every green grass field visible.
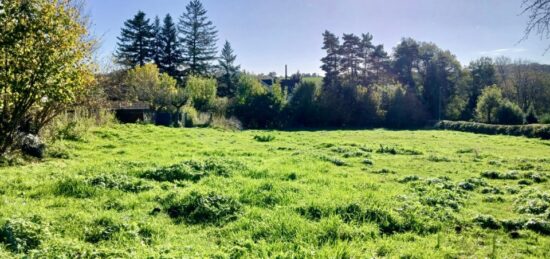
[1,125,549,258]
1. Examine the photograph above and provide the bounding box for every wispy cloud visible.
[479,48,527,56]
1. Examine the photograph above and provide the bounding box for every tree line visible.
[109,0,550,129]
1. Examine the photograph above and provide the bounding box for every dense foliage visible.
[0,0,94,155]
[109,4,550,131]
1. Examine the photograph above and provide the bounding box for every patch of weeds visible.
[506,187,520,194]
[376,145,423,155]
[254,135,275,142]
[514,190,550,215]
[54,178,96,198]
[518,179,533,186]
[88,174,152,193]
[427,155,452,162]
[285,172,297,181]
[500,219,527,232]
[481,170,520,180]
[488,160,502,166]
[514,162,535,171]
[371,168,396,175]
[482,196,505,203]
[141,158,241,182]
[240,182,289,207]
[296,205,327,221]
[456,148,477,154]
[399,175,421,183]
[473,215,501,229]
[0,217,47,253]
[362,159,374,165]
[46,144,71,159]
[524,219,550,235]
[480,186,503,194]
[162,191,241,225]
[523,172,547,183]
[84,217,123,243]
[457,178,487,191]
[321,156,347,166]
[411,179,464,211]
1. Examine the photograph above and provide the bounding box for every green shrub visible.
[162,191,241,224]
[540,113,550,124]
[525,104,539,124]
[54,178,96,198]
[435,120,550,139]
[495,101,524,125]
[0,218,46,252]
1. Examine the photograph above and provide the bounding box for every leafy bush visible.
[495,101,525,125]
[162,191,241,224]
[436,120,550,139]
[285,81,321,127]
[185,75,217,111]
[53,178,96,198]
[232,75,285,128]
[254,135,275,142]
[525,104,539,124]
[0,218,46,252]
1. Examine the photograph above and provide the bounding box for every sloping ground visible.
[0,125,549,258]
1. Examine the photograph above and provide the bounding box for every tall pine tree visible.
[321,31,341,90]
[178,0,218,76]
[339,34,362,85]
[151,16,163,68]
[217,41,240,97]
[159,14,181,78]
[115,11,154,68]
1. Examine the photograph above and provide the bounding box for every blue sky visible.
[87,0,550,75]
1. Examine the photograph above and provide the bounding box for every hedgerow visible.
[436,120,550,139]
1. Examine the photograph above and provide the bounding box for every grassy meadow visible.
[1,125,550,258]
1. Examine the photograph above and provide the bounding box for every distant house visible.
[260,76,275,88]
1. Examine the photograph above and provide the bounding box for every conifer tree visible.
[321,31,341,90]
[178,0,218,76]
[217,41,241,97]
[339,34,362,85]
[151,16,163,68]
[159,14,181,78]
[115,11,154,68]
